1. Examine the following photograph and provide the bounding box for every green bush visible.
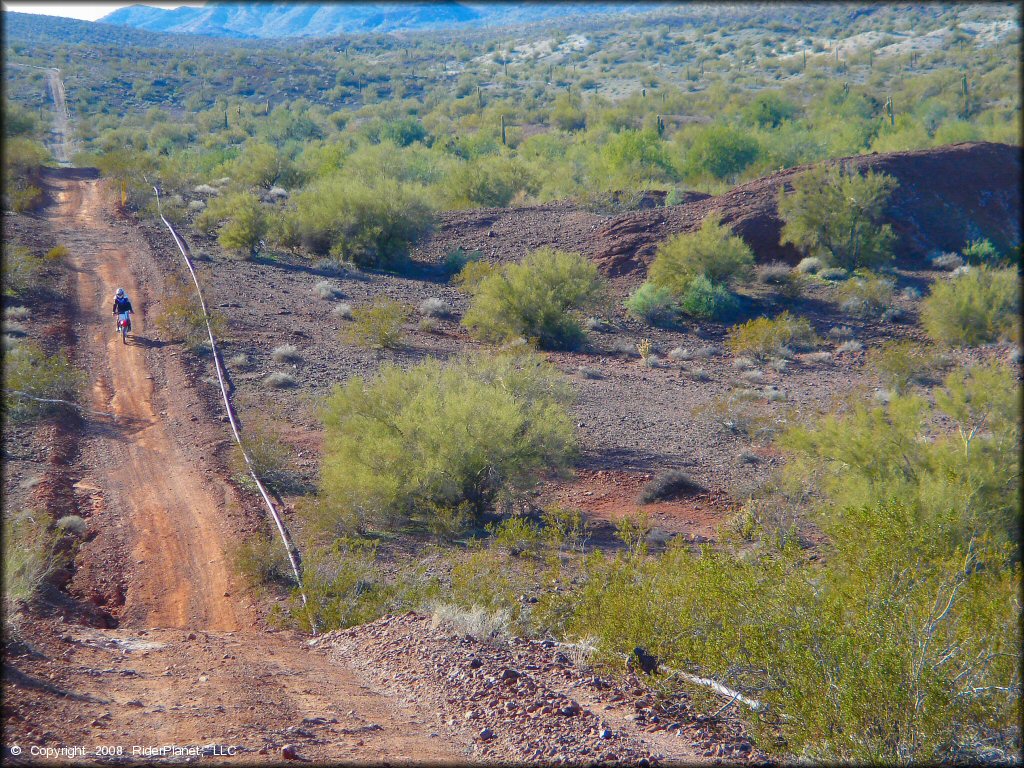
[624,282,677,325]
[835,269,896,316]
[231,534,294,588]
[726,311,820,360]
[778,163,898,269]
[562,362,1020,763]
[961,238,1005,266]
[3,341,86,421]
[281,175,435,269]
[920,266,1019,346]
[318,352,576,532]
[865,340,943,393]
[3,511,61,631]
[155,274,227,352]
[462,247,607,350]
[2,246,42,295]
[683,125,760,180]
[678,275,740,320]
[217,192,268,258]
[233,422,300,493]
[342,298,411,350]
[648,213,754,296]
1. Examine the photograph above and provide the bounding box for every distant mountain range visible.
[97,2,657,38]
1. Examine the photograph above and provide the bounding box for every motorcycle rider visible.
[112,287,134,333]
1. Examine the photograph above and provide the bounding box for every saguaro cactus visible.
[500,114,506,145]
[884,96,895,127]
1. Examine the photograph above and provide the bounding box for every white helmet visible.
[116,288,125,298]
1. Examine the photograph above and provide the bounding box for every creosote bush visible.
[638,470,703,504]
[836,269,895,317]
[156,274,227,352]
[317,351,576,533]
[648,212,754,295]
[920,266,1018,346]
[3,341,86,421]
[462,247,607,350]
[343,299,411,350]
[726,311,819,360]
[624,283,676,325]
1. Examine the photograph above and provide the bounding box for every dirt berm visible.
[590,141,1021,275]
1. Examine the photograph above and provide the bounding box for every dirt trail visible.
[7,63,74,165]
[5,174,463,763]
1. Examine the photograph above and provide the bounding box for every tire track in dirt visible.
[57,177,240,632]
[16,173,465,763]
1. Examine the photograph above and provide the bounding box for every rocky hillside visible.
[98,2,657,38]
[412,143,1020,278]
[591,141,1022,275]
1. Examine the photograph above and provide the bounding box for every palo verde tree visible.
[778,162,898,269]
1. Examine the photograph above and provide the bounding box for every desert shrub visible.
[343,299,411,349]
[287,539,415,632]
[462,248,607,350]
[837,340,864,354]
[577,366,603,379]
[836,269,896,317]
[418,297,448,318]
[3,341,86,421]
[264,371,297,388]
[817,267,848,281]
[44,245,70,262]
[2,246,43,296]
[55,515,88,537]
[233,422,299,492]
[3,137,48,212]
[638,470,703,504]
[217,192,268,258]
[683,125,761,180]
[444,155,536,208]
[229,353,251,368]
[866,340,942,392]
[624,282,677,325]
[270,343,301,363]
[313,280,343,300]
[418,317,438,333]
[453,259,497,290]
[231,534,294,588]
[920,266,1019,346]
[930,252,963,271]
[562,363,1020,763]
[961,238,1004,266]
[727,311,820,360]
[332,302,354,320]
[2,511,61,629]
[318,352,576,532]
[648,213,754,295]
[156,274,226,351]
[282,175,435,270]
[778,163,897,269]
[795,256,823,274]
[488,516,546,559]
[430,602,512,642]
[444,246,483,276]
[678,275,740,320]
[753,260,786,283]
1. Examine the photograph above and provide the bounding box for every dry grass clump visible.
[314,280,344,300]
[739,368,765,384]
[332,302,354,320]
[229,353,251,368]
[4,305,31,321]
[271,343,301,363]
[264,372,298,388]
[758,261,793,285]
[804,351,833,364]
[55,515,88,537]
[930,252,963,271]
[578,366,603,379]
[836,340,864,354]
[795,256,823,274]
[430,602,511,642]
[418,297,448,317]
[638,470,704,504]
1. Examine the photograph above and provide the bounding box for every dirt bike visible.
[117,311,132,344]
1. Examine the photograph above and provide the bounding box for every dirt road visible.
[2,173,463,764]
